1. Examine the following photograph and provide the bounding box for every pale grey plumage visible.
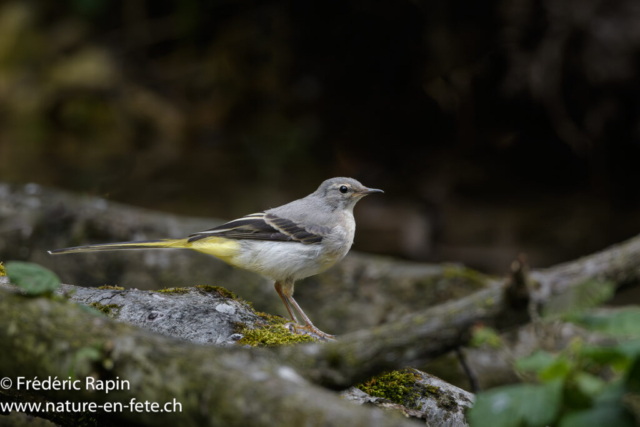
[49,177,383,339]
[219,178,380,284]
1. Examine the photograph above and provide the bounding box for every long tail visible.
[48,239,189,255]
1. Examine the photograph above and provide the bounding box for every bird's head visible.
[315,177,384,212]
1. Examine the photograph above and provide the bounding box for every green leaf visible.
[559,383,634,427]
[626,355,640,393]
[515,350,556,374]
[544,280,615,318]
[616,339,640,358]
[538,357,573,381]
[572,308,640,337]
[578,340,640,371]
[559,405,635,427]
[574,372,606,397]
[467,380,563,427]
[5,261,61,296]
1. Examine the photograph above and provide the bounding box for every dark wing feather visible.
[187,213,327,244]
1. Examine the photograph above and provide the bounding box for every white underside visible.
[235,240,346,282]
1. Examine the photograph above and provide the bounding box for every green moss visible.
[356,369,420,408]
[254,311,288,325]
[155,287,190,294]
[236,310,318,347]
[195,285,238,299]
[98,285,124,290]
[0,262,5,277]
[238,324,316,347]
[424,384,440,394]
[88,302,121,317]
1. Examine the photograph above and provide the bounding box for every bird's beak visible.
[358,187,384,196]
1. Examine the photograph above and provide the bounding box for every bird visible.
[48,177,383,339]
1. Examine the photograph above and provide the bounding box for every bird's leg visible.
[274,282,299,324]
[284,288,336,340]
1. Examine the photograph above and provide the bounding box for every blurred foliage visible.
[468,308,640,427]
[5,261,61,295]
[543,280,616,319]
[469,324,503,349]
[569,309,640,338]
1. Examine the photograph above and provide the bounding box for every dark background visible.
[1,0,640,273]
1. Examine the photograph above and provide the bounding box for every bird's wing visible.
[187,212,329,244]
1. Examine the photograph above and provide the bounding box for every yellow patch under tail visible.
[188,236,242,266]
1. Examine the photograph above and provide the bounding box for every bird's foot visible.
[285,322,337,341]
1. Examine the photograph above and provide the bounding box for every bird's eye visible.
[339,185,348,194]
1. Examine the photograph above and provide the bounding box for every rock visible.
[342,369,474,427]
[0,281,327,346]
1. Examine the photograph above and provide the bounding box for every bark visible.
[530,235,640,303]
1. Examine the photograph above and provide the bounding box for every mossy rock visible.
[238,324,317,347]
[89,302,122,317]
[356,368,422,409]
[236,311,318,347]
[356,368,463,412]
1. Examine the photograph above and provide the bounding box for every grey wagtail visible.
[49,177,383,339]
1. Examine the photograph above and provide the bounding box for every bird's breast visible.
[323,212,356,258]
